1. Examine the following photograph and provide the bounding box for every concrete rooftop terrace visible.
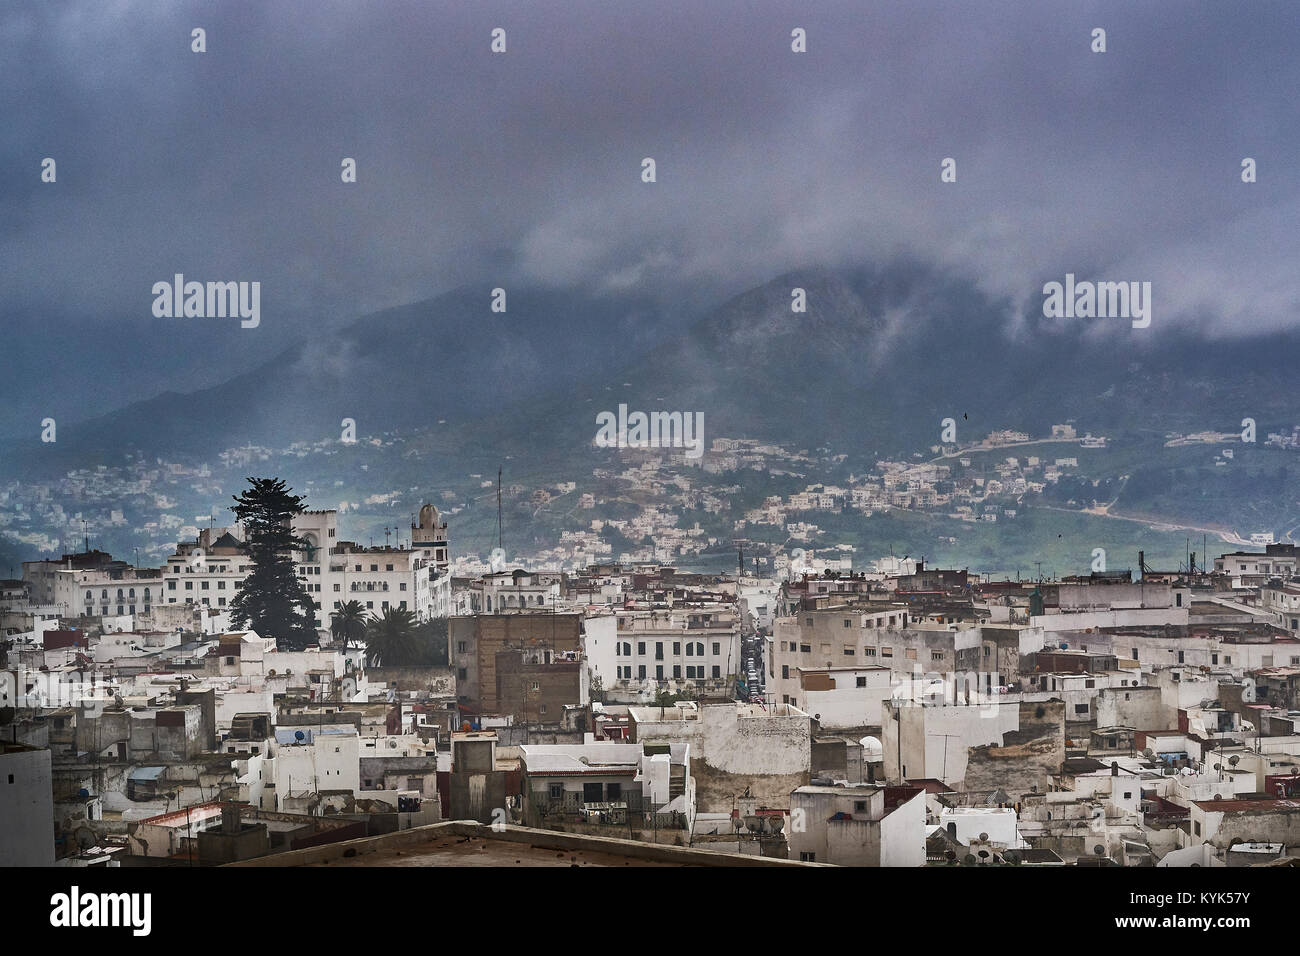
[227,821,819,867]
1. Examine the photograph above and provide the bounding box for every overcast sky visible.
[3,0,1298,430]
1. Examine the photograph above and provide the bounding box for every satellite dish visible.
[294,730,306,741]
[1228,755,1240,767]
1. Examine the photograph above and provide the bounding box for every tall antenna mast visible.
[497,466,503,553]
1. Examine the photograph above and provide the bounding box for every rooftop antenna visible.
[497,466,504,554]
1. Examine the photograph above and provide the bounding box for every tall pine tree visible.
[229,477,318,650]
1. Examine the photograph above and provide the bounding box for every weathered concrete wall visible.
[963,701,1065,796]
[632,704,811,812]
[366,665,455,697]
[1209,807,1300,849]
[1095,686,1163,731]
[448,771,507,824]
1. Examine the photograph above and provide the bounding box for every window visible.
[881,647,892,658]
[1075,704,1089,714]
[782,665,790,679]
[673,665,681,679]
[856,676,867,688]
[864,647,876,657]
[549,783,563,800]
[800,644,811,654]
[673,642,680,655]
[638,665,646,679]
[844,619,852,628]
[457,668,467,680]
[932,651,943,662]
[712,643,721,656]
[712,666,720,678]
[844,647,855,655]
[799,852,816,862]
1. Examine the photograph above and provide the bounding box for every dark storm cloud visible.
[2,0,1298,429]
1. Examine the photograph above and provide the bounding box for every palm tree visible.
[363,606,420,666]
[330,600,367,646]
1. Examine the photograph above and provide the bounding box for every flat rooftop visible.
[227,821,816,868]
[316,833,684,868]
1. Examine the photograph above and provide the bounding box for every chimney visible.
[221,802,241,835]
[1111,761,1119,777]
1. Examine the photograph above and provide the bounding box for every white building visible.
[787,784,926,866]
[154,504,455,638]
[0,743,56,865]
[611,606,741,691]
